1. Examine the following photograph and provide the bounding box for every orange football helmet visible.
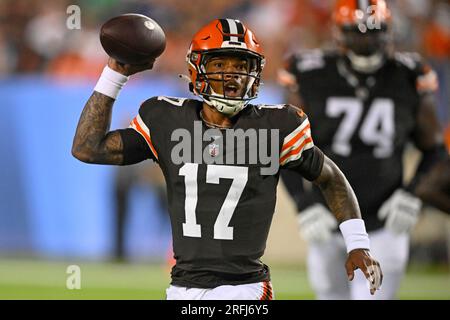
[333,0,393,73]
[333,0,391,28]
[186,19,265,116]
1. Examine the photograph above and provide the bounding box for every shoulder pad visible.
[256,104,287,110]
[155,96,188,107]
[394,52,438,93]
[394,52,422,70]
[293,49,326,72]
[139,96,188,119]
[257,103,306,120]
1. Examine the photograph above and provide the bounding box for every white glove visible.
[378,189,422,235]
[298,204,338,243]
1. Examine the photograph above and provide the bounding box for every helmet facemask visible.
[188,49,265,117]
[336,23,391,73]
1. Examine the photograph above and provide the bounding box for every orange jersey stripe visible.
[280,137,313,164]
[260,281,273,300]
[281,123,311,153]
[269,283,273,300]
[132,118,159,160]
[260,282,269,300]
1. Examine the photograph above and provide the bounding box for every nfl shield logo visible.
[209,143,219,157]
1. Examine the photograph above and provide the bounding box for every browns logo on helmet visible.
[185,19,265,116]
[333,0,393,73]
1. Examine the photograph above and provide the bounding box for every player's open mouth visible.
[224,83,241,97]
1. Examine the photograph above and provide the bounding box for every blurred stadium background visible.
[0,0,449,299]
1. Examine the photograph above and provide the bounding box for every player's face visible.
[205,55,249,98]
[342,25,388,56]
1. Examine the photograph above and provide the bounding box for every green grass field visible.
[0,258,449,299]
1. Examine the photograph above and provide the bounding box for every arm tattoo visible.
[314,156,362,223]
[72,92,124,165]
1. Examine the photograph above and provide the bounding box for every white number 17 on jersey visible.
[179,163,248,240]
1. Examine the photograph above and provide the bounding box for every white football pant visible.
[166,281,274,300]
[307,228,409,300]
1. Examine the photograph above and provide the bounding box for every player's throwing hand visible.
[108,57,154,76]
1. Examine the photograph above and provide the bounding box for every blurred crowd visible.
[0,0,448,124]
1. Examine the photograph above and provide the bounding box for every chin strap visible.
[347,51,385,74]
[179,73,250,117]
[203,92,246,117]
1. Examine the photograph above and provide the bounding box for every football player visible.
[279,0,448,299]
[72,19,382,300]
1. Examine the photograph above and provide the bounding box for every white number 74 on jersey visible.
[326,97,395,158]
[179,163,248,240]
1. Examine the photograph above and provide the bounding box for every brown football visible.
[100,14,166,65]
